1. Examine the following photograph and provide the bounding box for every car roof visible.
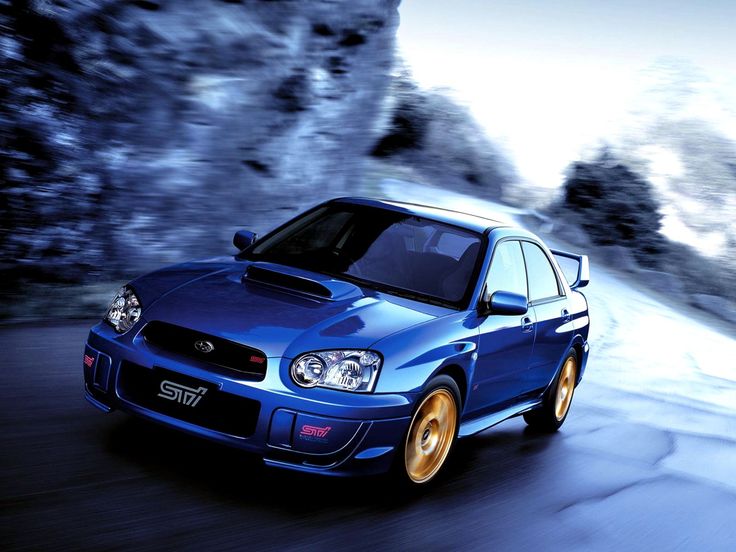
[331,197,507,234]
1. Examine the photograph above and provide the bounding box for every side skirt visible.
[458,398,542,438]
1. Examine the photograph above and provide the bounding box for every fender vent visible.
[243,265,332,299]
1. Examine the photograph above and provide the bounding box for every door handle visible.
[521,316,534,333]
[561,308,571,322]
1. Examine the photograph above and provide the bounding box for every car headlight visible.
[290,350,382,392]
[105,286,142,334]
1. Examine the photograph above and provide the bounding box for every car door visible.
[521,240,573,392]
[468,240,536,417]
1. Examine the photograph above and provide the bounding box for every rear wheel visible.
[402,376,460,485]
[524,349,578,432]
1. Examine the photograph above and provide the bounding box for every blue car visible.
[84,197,590,484]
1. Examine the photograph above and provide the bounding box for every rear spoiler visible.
[550,249,590,289]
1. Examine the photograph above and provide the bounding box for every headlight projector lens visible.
[105,286,142,333]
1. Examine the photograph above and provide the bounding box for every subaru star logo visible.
[194,340,215,354]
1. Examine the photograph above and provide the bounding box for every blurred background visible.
[2,2,736,550]
[1,0,735,323]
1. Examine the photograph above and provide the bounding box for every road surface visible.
[3,187,736,550]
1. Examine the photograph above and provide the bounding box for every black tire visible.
[523,348,578,432]
[396,375,461,486]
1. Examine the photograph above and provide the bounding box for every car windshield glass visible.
[246,204,484,308]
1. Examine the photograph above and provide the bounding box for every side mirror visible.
[479,289,528,316]
[233,229,257,251]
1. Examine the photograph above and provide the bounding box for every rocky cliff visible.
[1,0,400,283]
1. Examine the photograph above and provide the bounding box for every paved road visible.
[3,179,736,550]
[2,304,736,551]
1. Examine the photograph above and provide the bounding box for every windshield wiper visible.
[250,262,458,310]
[381,288,455,309]
[321,271,456,309]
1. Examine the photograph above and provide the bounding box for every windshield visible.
[246,203,484,308]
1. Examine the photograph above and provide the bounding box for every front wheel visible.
[401,375,460,485]
[524,348,578,432]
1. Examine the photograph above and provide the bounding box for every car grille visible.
[142,321,267,380]
[117,362,260,438]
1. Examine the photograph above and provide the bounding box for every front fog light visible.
[290,350,382,392]
[105,286,142,333]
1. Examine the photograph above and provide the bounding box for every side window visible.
[521,242,561,301]
[486,241,527,298]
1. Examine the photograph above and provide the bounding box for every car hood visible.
[134,259,446,358]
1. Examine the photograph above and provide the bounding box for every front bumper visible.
[83,322,414,477]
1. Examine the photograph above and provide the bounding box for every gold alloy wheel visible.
[404,388,458,484]
[554,356,577,421]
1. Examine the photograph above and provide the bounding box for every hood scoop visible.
[242,263,362,301]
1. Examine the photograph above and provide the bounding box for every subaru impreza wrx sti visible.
[84,197,590,484]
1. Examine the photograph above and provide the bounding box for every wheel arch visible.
[433,364,468,411]
[569,334,587,386]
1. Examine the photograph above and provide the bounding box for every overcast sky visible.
[397,0,736,187]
